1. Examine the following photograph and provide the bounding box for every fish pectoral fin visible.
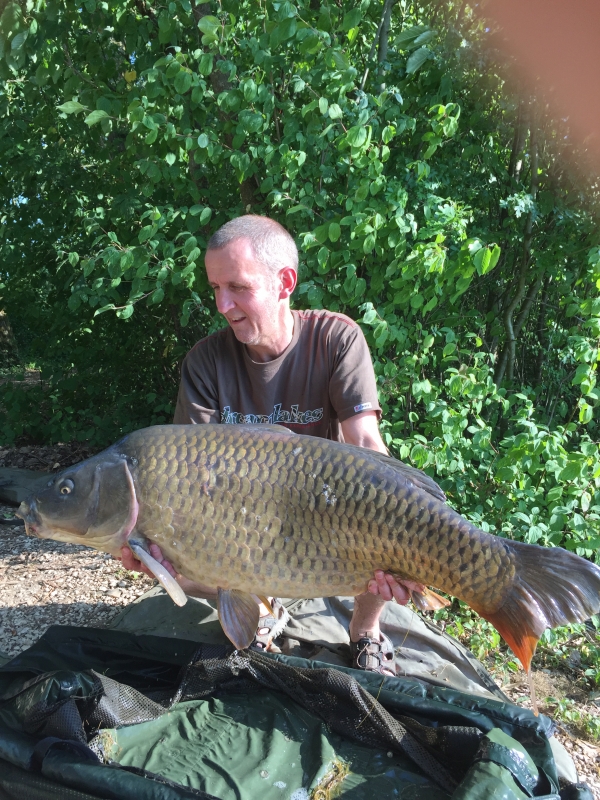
[411,587,451,612]
[218,588,261,650]
[128,539,187,608]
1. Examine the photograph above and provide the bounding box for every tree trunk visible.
[0,311,19,366]
[494,109,540,386]
[192,3,260,210]
[533,282,551,385]
[360,0,394,91]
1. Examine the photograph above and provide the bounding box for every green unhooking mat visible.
[0,626,592,800]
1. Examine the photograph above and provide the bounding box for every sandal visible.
[250,598,290,653]
[350,631,397,676]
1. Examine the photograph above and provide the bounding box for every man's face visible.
[205,238,282,347]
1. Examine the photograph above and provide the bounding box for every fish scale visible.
[17,423,600,673]
[124,425,513,606]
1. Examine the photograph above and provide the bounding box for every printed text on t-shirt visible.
[221,403,324,426]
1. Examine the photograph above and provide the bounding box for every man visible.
[121,214,423,675]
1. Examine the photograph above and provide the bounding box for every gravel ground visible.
[0,503,154,658]
[554,732,600,798]
[0,443,599,796]
[502,682,600,796]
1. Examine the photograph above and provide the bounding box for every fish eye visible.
[59,479,75,496]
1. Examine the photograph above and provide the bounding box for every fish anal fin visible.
[411,587,451,612]
[218,588,260,650]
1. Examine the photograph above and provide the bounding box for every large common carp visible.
[16,424,600,672]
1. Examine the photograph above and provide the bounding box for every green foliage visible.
[1,0,600,562]
[547,697,600,741]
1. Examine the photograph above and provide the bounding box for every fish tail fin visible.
[473,541,600,672]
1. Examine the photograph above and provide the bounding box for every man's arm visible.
[340,410,387,453]
[341,410,424,604]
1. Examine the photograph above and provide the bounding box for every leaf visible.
[486,244,501,273]
[363,308,377,325]
[174,70,192,94]
[328,222,341,242]
[329,49,349,71]
[342,8,362,31]
[198,53,213,76]
[117,304,134,319]
[183,236,198,256]
[443,342,456,357]
[94,303,116,316]
[57,100,87,115]
[394,25,429,50]
[197,15,220,35]
[579,403,594,425]
[139,225,154,243]
[328,103,343,120]
[406,47,433,75]
[189,204,204,216]
[239,110,263,133]
[165,152,176,165]
[559,461,583,482]
[151,287,164,304]
[414,30,435,46]
[199,207,212,225]
[363,233,376,253]
[346,125,367,148]
[11,30,27,51]
[270,17,296,48]
[382,125,395,144]
[197,133,209,148]
[84,109,109,126]
[318,97,328,115]
[473,246,491,275]
[317,246,329,269]
[243,79,257,102]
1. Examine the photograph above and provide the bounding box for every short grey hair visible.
[207,215,298,275]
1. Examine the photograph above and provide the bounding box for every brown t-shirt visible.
[173,309,381,440]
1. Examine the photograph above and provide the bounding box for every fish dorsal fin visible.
[217,588,261,649]
[232,424,297,435]
[342,444,446,503]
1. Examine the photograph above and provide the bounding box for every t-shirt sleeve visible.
[328,322,381,423]
[173,345,220,425]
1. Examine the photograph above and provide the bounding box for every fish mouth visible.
[15,500,42,537]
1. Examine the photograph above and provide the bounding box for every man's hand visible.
[367,570,425,605]
[119,544,218,599]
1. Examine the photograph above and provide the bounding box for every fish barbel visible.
[16,424,600,671]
